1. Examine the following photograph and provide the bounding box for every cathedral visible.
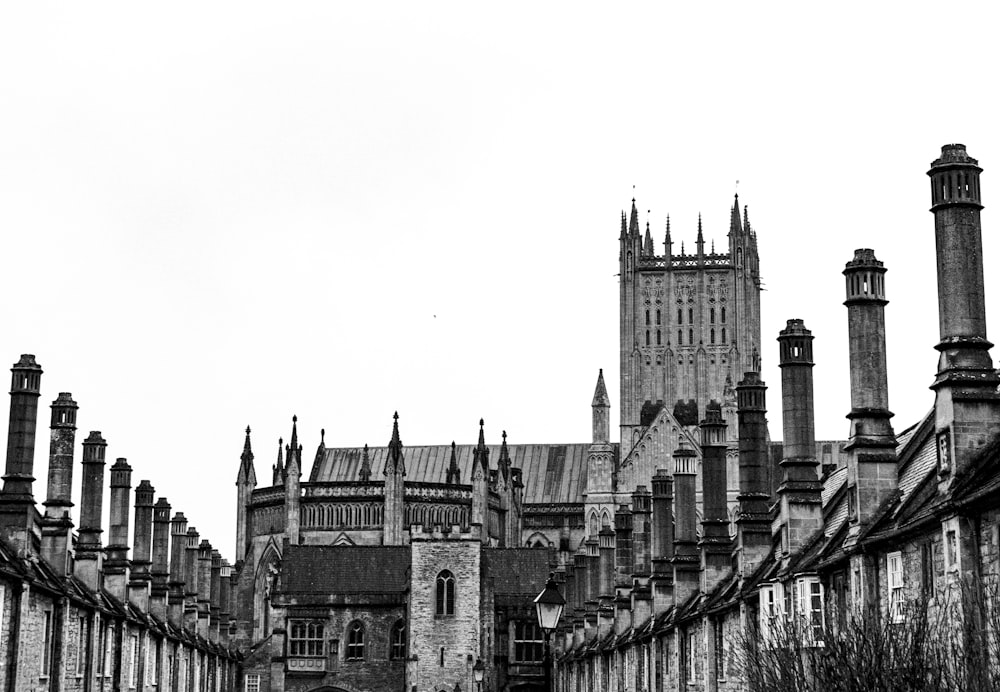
[2,143,999,692]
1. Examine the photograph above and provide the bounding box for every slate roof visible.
[482,548,552,596]
[281,544,410,594]
[313,443,597,505]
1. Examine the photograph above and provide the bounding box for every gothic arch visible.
[253,539,282,642]
[525,531,551,548]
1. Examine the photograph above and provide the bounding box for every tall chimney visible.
[129,480,155,609]
[104,458,133,601]
[168,512,188,628]
[150,497,172,620]
[197,540,213,638]
[735,372,771,578]
[613,505,632,587]
[0,355,43,554]
[926,144,1000,482]
[41,393,79,572]
[184,527,200,632]
[75,431,107,590]
[210,550,222,641]
[699,402,732,591]
[776,320,824,555]
[650,469,674,614]
[671,440,700,603]
[599,526,616,597]
[631,486,652,577]
[219,560,232,645]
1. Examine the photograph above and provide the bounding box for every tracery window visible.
[345,621,365,661]
[390,620,406,660]
[289,620,325,657]
[436,570,456,616]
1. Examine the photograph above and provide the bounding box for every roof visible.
[312,443,597,505]
[482,548,552,596]
[281,544,410,594]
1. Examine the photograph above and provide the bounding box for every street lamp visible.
[472,657,485,691]
[534,572,565,692]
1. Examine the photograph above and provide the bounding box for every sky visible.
[2,3,1000,563]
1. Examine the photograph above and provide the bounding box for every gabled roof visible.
[313,443,598,505]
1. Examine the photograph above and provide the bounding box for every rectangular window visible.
[77,615,88,675]
[243,672,260,692]
[513,621,544,663]
[946,529,958,570]
[129,633,139,688]
[42,610,53,677]
[103,622,113,677]
[921,542,936,601]
[799,577,826,644]
[758,583,784,644]
[685,629,696,683]
[715,620,725,680]
[887,551,904,622]
[289,620,325,657]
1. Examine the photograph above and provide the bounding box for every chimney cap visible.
[11,354,42,371]
[931,143,979,168]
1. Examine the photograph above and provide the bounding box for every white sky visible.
[2,3,999,563]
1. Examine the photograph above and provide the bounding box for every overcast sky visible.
[2,4,999,562]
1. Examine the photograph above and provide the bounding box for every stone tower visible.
[619,196,761,451]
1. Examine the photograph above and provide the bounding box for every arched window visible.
[689,329,694,344]
[645,331,650,346]
[656,330,661,346]
[346,621,365,661]
[721,307,727,323]
[677,330,683,345]
[688,308,693,323]
[436,571,456,616]
[710,328,715,344]
[645,309,650,325]
[390,620,406,660]
[710,307,715,324]
[722,327,727,343]
[677,308,683,324]
[656,309,661,325]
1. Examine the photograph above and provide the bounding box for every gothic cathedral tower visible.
[619,196,761,453]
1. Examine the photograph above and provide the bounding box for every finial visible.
[502,430,507,443]
[394,411,399,422]
[711,239,715,253]
[293,414,297,423]
[245,425,251,435]
[479,418,484,427]
[321,428,325,443]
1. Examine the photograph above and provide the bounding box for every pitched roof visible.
[281,544,410,595]
[312,443,596,505]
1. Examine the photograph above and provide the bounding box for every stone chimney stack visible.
[599,526,616,597]
[75,431,107,591]
[104,458,133,601]
[41,392,79,573]
[128,480,155,609]
[671,439,700,603]
[197,540,212,637]
[168,512,188,628]
[650,469,674,613]
[150,497,172,620]
[219,560,232,645]
[699,402,732,591]
[210,550,222,641]
[840,250,900,543]
[776,320,824,555]
[631,486,652,578]
[0,355,43,555]
[613,505,632,587]
[735,372,772,578]
[184,527,200,631]
[926,144,1000,483]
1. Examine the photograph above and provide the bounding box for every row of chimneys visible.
[565,143,1000,640]
[0,359,233,642]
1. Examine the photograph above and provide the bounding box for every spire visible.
[289,415,299,453]
[620,211,627,241]
[743,205,750,233]
[312,428,326,478]
[358,444,372,482]
[498,430,511,481]
[643,221,654,256]
[384,411,406,475]
[272,438,284,485]
[696,214,705,256]
[729,194,742,235]
[664,215,672,255]
[629,198,640,236]
[473,418,490,472]
[446,441,461,484]
[592,369,610,407]
[238,426,255,485]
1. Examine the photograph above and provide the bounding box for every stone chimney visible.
[671,439,700,603]
[631,486,652,578]
[41,392,78,573]
[599,527,616,597]
[210,550,222,641]
[75,431,107,591]
[776,320,824,556]
[168,512,188,628]
[613,505,632,587]
[650,469,674,613]
[184,527,200,631]
[0,355,43,555]
[219,560,232,645]
[104,458,133,601]
[150,497,172,620]
[735,372,771,579]
[197,540,212,637]
[128,480,155,609]
[699,402,732,591]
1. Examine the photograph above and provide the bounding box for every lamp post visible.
[534,572,565,692]
[473,657,485,692]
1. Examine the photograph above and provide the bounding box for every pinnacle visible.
[592,369,610,407]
